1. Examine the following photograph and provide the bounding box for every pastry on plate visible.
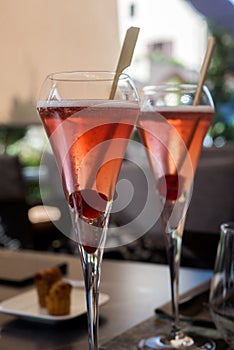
[34,267,62,307]
[46,279,72,316]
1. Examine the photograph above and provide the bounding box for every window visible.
[130,3,136,17]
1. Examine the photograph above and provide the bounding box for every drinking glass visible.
[137,83,215,349]
[209,222,234,348]
[37,71,140,350]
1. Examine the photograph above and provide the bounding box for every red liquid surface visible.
[138,107,214,200]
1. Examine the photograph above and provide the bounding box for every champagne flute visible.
[209,222,234,348]
[138,83,215,349]
[37,71,140,350]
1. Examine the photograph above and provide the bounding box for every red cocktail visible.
[37,72,140,350]
[138,84,215,349]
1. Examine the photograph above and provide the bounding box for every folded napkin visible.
[155,280,213,327]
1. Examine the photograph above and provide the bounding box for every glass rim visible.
[221,222,234,231]
[142,83,202,92]
[46,70,131,82]
[141,82,214,109]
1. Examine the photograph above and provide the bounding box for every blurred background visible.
[0,0,233,171]
[0,0,233,266]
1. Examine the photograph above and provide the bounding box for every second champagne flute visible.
[138,83,215,349]
[37,71,140,350]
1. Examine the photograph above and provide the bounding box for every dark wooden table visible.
[0,248,212,350]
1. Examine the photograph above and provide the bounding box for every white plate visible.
[0,284,110,324]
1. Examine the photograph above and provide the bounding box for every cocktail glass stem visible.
[162,212,190,344]
[167,230,182,339]
[168,232,181,332]
[78,246,103,350]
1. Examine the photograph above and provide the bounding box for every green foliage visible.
[0,126,26,153]
[207,24,234,142]
[150,51,183,67]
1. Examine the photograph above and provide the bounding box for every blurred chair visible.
[0,154,70,252]
[182,142,234,267]
[0,154,33,249]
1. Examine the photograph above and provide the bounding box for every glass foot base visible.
[138,335,216,350]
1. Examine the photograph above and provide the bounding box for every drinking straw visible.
[177,36,216,172]
[193,36,216,105]
[109,26,140,99]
